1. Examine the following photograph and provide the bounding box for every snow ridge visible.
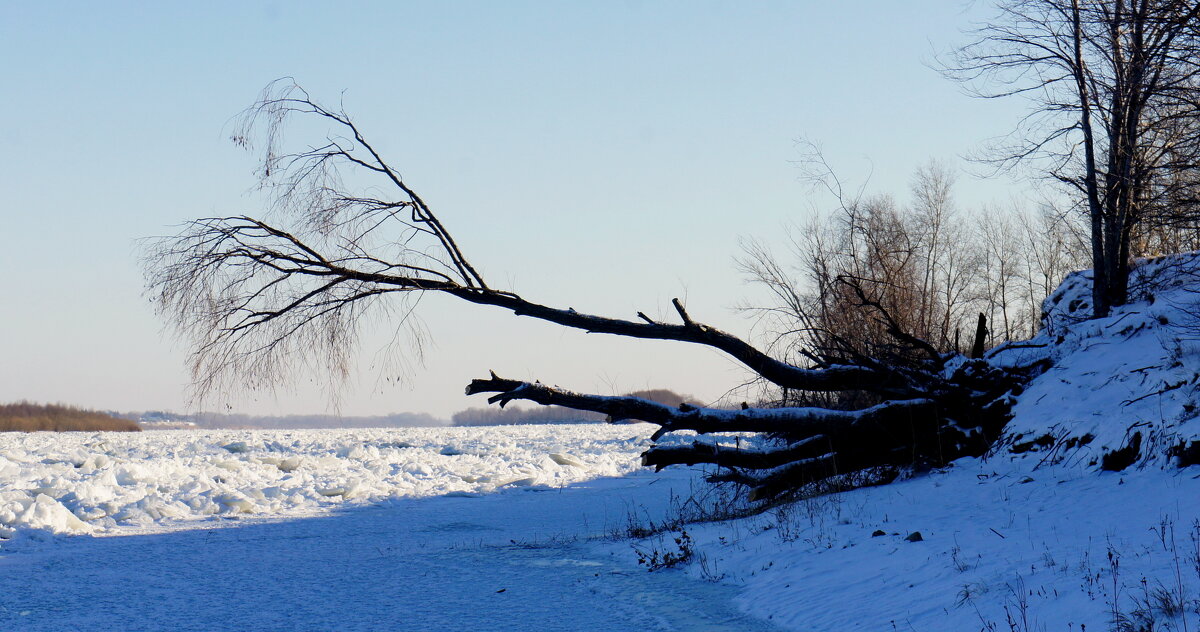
[990,252,1200,471]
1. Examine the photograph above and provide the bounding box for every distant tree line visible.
[1,402,141,432]
[126,410,442,430]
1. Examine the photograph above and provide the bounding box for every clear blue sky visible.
[0,1,1028,418]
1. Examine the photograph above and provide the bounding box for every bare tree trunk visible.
[1073,0,1111,319]
[971,313,988,359]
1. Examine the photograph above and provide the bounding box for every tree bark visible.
[445,289,904,394]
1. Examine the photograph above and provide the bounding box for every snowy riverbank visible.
[2,424,1198,630]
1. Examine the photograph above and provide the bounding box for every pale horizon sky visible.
[1,1,1033,419]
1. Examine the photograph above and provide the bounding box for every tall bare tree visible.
[950,0,1200,318]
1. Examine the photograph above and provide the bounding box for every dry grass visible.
[0,402,141,432]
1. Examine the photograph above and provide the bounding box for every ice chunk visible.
[114,466,146,486]
[548,453,586,468]
[13,494,93,534]
[336,445,367,459]
[77,454,111,473]
[316,484,364,499]
[497,477,538,488]
[254,455,301,471]
[213,492,255,514]
[30,486,68,499]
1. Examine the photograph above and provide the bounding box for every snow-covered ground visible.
[662,253,1200,630]
[645,457,1200,630]
[7,254,1200,630]
[5,425,1199,631]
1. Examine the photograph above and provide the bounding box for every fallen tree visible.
[146,81,1045,500]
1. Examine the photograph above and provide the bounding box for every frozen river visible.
[0,426,780,631]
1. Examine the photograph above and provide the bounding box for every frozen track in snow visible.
[0,468,781,631]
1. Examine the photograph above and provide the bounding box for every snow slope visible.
[618,253,1200,630]
[990,252,1200,469]
[630,454,1200,630]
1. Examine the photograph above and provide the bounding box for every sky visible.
[0,1,1031,419]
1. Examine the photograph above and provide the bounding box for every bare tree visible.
[1018,204,1092,333]
[978,208,1028,342]
[738,158,989,371]
[146,81,1041,500]
[949,0,1200,318]
[736,152,1091,424]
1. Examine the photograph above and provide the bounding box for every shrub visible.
[0,401,141,432]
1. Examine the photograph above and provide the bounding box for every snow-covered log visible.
[468,357,1032,499]
[466,373,935,437]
